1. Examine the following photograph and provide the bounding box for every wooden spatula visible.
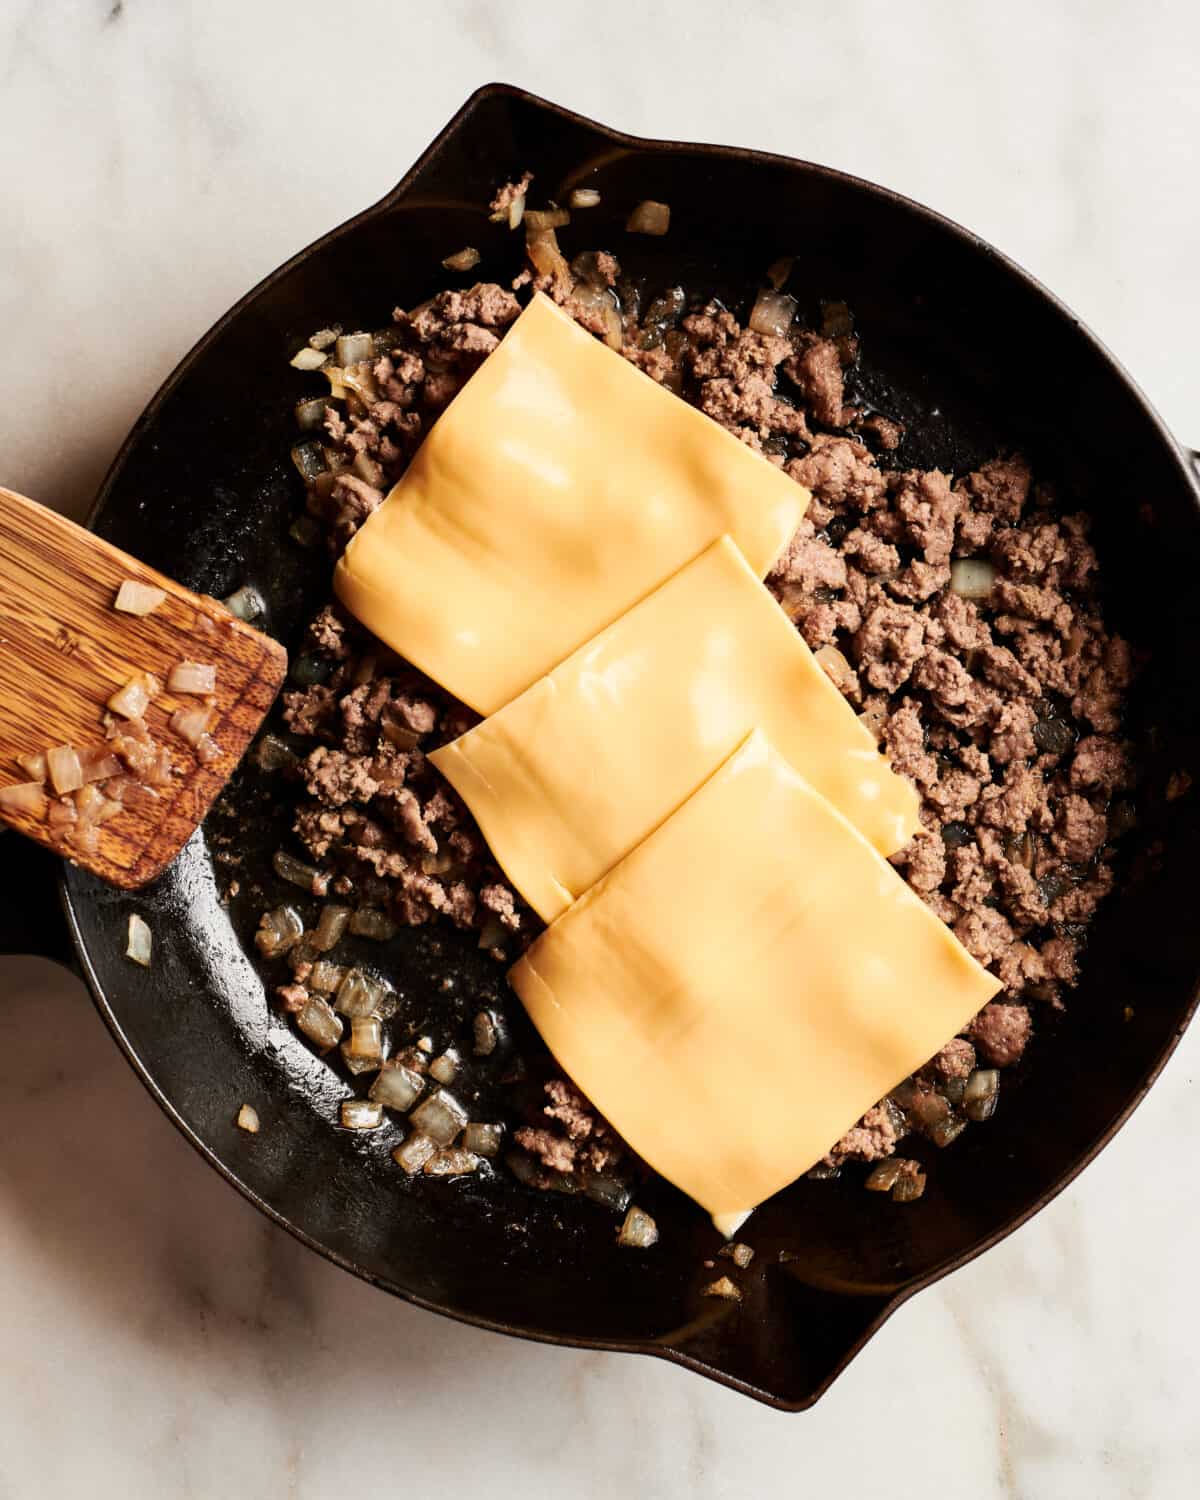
[0,487,288,888]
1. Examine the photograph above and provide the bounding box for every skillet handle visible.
[0,833,78,968]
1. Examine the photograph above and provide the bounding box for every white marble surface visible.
[1,1,1198,1494]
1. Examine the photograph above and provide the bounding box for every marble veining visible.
[1,1,1198,1495]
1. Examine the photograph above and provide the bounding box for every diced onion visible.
[462,1123,504,1158]
[340,1099,382,1131]
[409,1088,468,1146]
[0,781,47,818]
[334,967,392,1018]
[290,441,327,483]
[236,1104,260,1133]
[223,585,265,621]
[312,902,351,949]
[308,326,340,351]
[891,1166,927,1202]
[369,1060,426,1112]
[341,1015,384,1075]
[720,1243,755,1268]
[582,1171,632,1213]
[297,995,342,1052]
[428,1049,460,1086]
[349,907,397,942]
[290,346,328,371]
[126,912,152,966]
[46,745,84,795]
[749,288,797,338]
[273,848,323,894]
[570,188,601,209]
[168,660,216,695]
[813,644,856,695]
[473,1010,501,1056]
[626,200,670,236]
[170,705,213,748]
[442,247,481,272]
[930,1114,969,1148]
[392,1133,437,1173]
[255,735,299,772]
[294,396,329,432]
[16,751,46,781]
[950,558,996,600]
[525,226,571,293]
[701,1276,742,1301]
[424,1147,479,1177]
[114,579,167,616]
[255,905,304,958]
[570,280,623,351]
[524,207,570,230]
[108,673,159,720]
[79,746,123,783]
[48,797,78,831]
[74,784,122,825]
[308,959,345,995]
[617,1205,659,1248]
[335,333,374,367]
[963,1067,1000,1122]
[865,1159,904,1192]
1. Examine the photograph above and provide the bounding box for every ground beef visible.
[488,172,533,220]
[512,1079,628,1180]
[272,208,1136,1201]
[969,1002,1034,1067]
[829,1102,904,1163]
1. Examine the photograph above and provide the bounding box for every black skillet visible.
[3,85,1199,1411]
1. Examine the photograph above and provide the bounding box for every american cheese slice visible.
[509,730,1001,1227]
[334,292,808,714]
[431,536,920,922]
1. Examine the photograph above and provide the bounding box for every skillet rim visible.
[62,80,1200,1411]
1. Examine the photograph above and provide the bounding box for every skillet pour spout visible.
[7,84,1199,1410]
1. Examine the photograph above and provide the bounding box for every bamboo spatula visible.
[0,487,288,888]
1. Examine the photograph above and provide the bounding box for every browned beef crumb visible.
[512,1079,628,1180]
[489,172,533,220]
[969,1002,1034,1066]
[275,216,1136,1200]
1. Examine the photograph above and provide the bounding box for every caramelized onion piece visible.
[290,346,328,371]
[170,705,213,748]
[46,745,84,795]
[524,207,570,230]
[0,781,47,818]
[126,913,152,966]
[617,1205,659,1248]
[749,288,797,338]
[570,188,601,209]
[16,751,46,781]
[442,247,481,272]
[168,661,216,695]
[114,579,167,616]
[107,673,160,721]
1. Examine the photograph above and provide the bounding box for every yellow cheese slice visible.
[510,730,1001,1228]
[431,536,920,922]
[334,292,808,714]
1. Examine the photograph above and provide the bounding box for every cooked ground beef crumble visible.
[265,177,1137,1204]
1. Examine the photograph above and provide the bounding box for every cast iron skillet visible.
[3,85,1199,1411]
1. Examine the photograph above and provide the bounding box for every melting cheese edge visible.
[509,730,1002,1227]
[431,536,921,922]
[333,292,808,714]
